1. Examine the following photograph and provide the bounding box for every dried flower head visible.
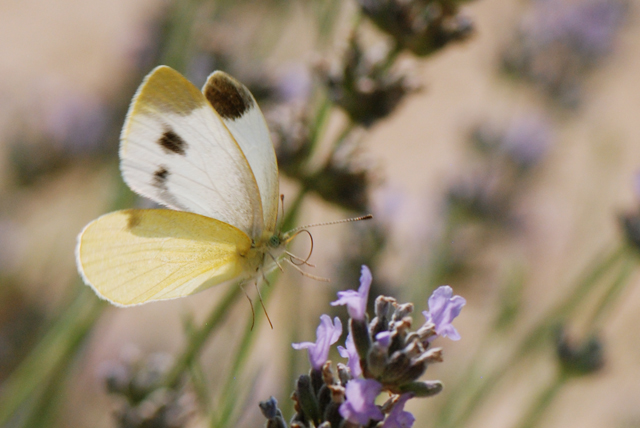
[319,35,419,127]
[101,350,195,428]
[358,0,474,57]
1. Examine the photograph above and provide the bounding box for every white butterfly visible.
[76,66,287,307]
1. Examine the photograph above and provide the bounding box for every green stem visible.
[586,250,637,329]
[331,121,357,151]
[306,93,332,157]
[379,41,402,74]
[163,284,244,389]
[190,360,212,414]
[164,185,305,396]
[0,288,104,426]
[211,189,305,427]
[514,372,568,428]
[18,344,78,428]
[211,273,279,428]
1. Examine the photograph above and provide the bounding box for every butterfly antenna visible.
[284,214,373,241]
[239,283,256,331]
[286,229,315,266]
[286,251,316,267]
[255,280,274,329]
[284,258,331,282]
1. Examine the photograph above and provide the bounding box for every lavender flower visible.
[423,286,466,341]
[383,394,415,428]
[338,332,362,377]
[262,268,463,428]
[332,265,372,320]
[503,0,627,105]
[501,115,553,170]
[339,378,384,425]
[292,315,343,370]
[375,331,392,348]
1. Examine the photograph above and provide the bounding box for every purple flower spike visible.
[422,286,466,341]
[383,394,415,428]
[331,265,372,320]
[292,315,342,370]
[340,379,384,425]
[338,332,362,377]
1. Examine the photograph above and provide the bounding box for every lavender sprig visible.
[261,265,465,428]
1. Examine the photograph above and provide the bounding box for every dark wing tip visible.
[203,71,255,120]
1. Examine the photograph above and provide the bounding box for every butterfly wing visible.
[76,209,257,306]
[203,71,279,233]
[120,66,264,238]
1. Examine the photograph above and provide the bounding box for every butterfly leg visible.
[239,283,256,331]
[254,279,273,329]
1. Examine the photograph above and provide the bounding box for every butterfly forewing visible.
[120,66,264,238]
[76,209,256,306]
[203,71,280,233]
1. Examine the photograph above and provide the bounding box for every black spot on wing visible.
[158,128,188,155]
[153,166,169,188]
[204,73,255,120]
[150,166,186,211]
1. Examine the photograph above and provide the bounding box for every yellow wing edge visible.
[75,209,256,307]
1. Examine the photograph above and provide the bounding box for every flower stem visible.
[163,284,245,389]
[0,287,104,426]
[586,249,637,329]
[513,371,567,428]
[212,272,279,428]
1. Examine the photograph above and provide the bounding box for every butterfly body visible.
[76,66,284,307]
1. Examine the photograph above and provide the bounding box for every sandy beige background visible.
[1,0,639,427]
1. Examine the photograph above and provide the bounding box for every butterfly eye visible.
[269,235,281,248]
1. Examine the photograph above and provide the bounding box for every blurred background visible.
[0,0,639,427]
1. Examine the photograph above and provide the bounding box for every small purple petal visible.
[422,286,466,341]
[339,379,384,425]
[337,332,362,377]
[376,331,392,348]
[331,265,372,320]
[292,315,342,369]
[383,394,415,428]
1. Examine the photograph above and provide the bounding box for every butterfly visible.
[76,66,290,307]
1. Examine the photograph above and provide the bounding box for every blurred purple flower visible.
[339,379,384,425]
[292,315,342,370]
[383,394,415,428]
[331,265,372,320]
[423,286,466,341]
[524,0,625,60]
[502,115,553,169]
[43,92,109,155]
[338,332,362,377]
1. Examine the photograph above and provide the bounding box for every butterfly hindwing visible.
[120,66,264,238]
[76,209,257,306]
[203,71,279,233]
